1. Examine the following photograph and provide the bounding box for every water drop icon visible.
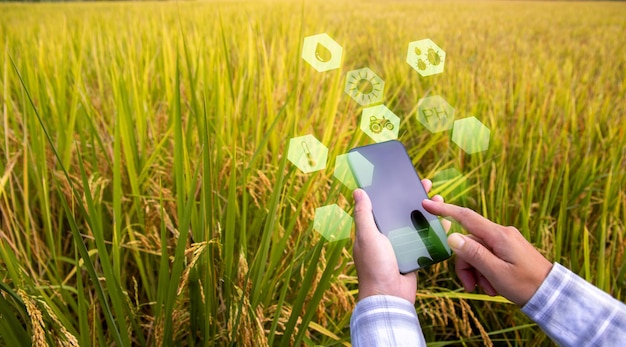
[315,42,332,62]
[302,33,342,72]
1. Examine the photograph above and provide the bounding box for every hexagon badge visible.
[302,33,343,72]
[287,134,328,173]
[432,168,468,203]
[407,39,446,76]
[451,117,491,154]
[347,151,374,188]
[345,68,385,106]
[417,95,455,133]
[333,154,358,190]
[334,152,375,190]
[360,104,400,143]
[313,204,353,241]
[432,168,465,190]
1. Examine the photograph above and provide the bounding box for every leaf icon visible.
[315,42,332,62]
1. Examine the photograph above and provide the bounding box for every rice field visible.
[0,0,625,345]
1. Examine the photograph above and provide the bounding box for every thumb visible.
[353,189,379,242]
[448,233,502,278]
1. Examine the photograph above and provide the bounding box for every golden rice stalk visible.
[17,289,48,347]
[177,241,208,296]
[461,300,492,346]
[38,300,79,347]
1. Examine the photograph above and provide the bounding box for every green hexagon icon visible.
[345,67,385,106]
[334,152,374,190]
[360,104,400,143]
[333,154,358,190]
[302,33,343,72]
[287,134,328,173]
[417,95,455,133]
[451,117,491,154]
[334,151,374,189]
[313,204,353,241]
[407,39,446,76]
[432,168,468,203]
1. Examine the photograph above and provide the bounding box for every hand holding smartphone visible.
[348,140,451,273]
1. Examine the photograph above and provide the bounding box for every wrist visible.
[357,293,416,307]
[518,260,554,306]
[358,285,417,304]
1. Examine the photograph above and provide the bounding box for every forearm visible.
[350,295,426,347]
[522,263,626,346]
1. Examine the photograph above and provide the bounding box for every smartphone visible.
[348,140,451,273]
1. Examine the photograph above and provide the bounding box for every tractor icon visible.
[369,116,394,134]
[361,105,400,142]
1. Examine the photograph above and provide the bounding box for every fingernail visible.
[448,233,465,250]
[422,199,440,208]
[353,189,363,203]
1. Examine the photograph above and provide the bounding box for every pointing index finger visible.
[422,199,500,243]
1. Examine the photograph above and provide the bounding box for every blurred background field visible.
[0,0,625,345]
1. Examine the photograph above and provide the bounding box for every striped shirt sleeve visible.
[522,262,626,346]
[350,295,426,347]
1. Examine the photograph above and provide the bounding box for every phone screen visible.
[348,140,451,273]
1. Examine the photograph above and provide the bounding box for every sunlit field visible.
[1,0,625,345]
